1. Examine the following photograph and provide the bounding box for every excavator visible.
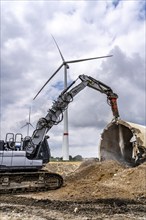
[0,74,120,194]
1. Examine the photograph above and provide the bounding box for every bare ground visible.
[0,160,146,219]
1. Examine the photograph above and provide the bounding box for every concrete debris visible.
[100,119,146,166]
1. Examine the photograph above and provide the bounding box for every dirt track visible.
[0,160,146,219]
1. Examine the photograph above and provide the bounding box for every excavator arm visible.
[79,75,119,119]
[26,74,119,159]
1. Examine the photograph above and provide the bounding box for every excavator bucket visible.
[99,119,146,166]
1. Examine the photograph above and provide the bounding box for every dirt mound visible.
[27,160,146,202]
[61,160,127,200]
[67,160,124,182]
[45,161,81,177]
[104,162,146,197]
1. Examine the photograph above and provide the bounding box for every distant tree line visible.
[50,155,83,161]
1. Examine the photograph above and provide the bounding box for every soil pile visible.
[45,161,81,177]
[28,160,146,202]
[63,160,146,201]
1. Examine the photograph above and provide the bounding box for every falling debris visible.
[119,124,125,157]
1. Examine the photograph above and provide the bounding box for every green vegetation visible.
[50,155,83,162]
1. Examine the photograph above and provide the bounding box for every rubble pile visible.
[31,160,146,202]
[63,160,146,200]
[45,161,81,177]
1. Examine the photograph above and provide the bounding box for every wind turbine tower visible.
[51,36,69,160]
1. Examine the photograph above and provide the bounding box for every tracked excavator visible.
[0,74,120,194]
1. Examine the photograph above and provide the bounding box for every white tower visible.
[62,64,69,160]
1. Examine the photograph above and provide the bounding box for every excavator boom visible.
[26,74,119,159]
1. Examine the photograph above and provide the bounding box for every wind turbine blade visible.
[33,63,64,100]
[66,55,113,64]
[51,34,65,62]
[21,124,27,129]
[29,123,34,128]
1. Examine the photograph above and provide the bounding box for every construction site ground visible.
[0,160,146,220]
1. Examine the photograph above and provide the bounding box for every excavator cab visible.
[2,132,51,164]
[4,133,23,151]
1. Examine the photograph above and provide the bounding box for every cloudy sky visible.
[1,0,145,158]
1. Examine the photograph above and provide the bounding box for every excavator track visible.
[0,171,63,194]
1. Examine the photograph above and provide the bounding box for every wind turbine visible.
[33,36,113,160]
[21,107,34,136]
